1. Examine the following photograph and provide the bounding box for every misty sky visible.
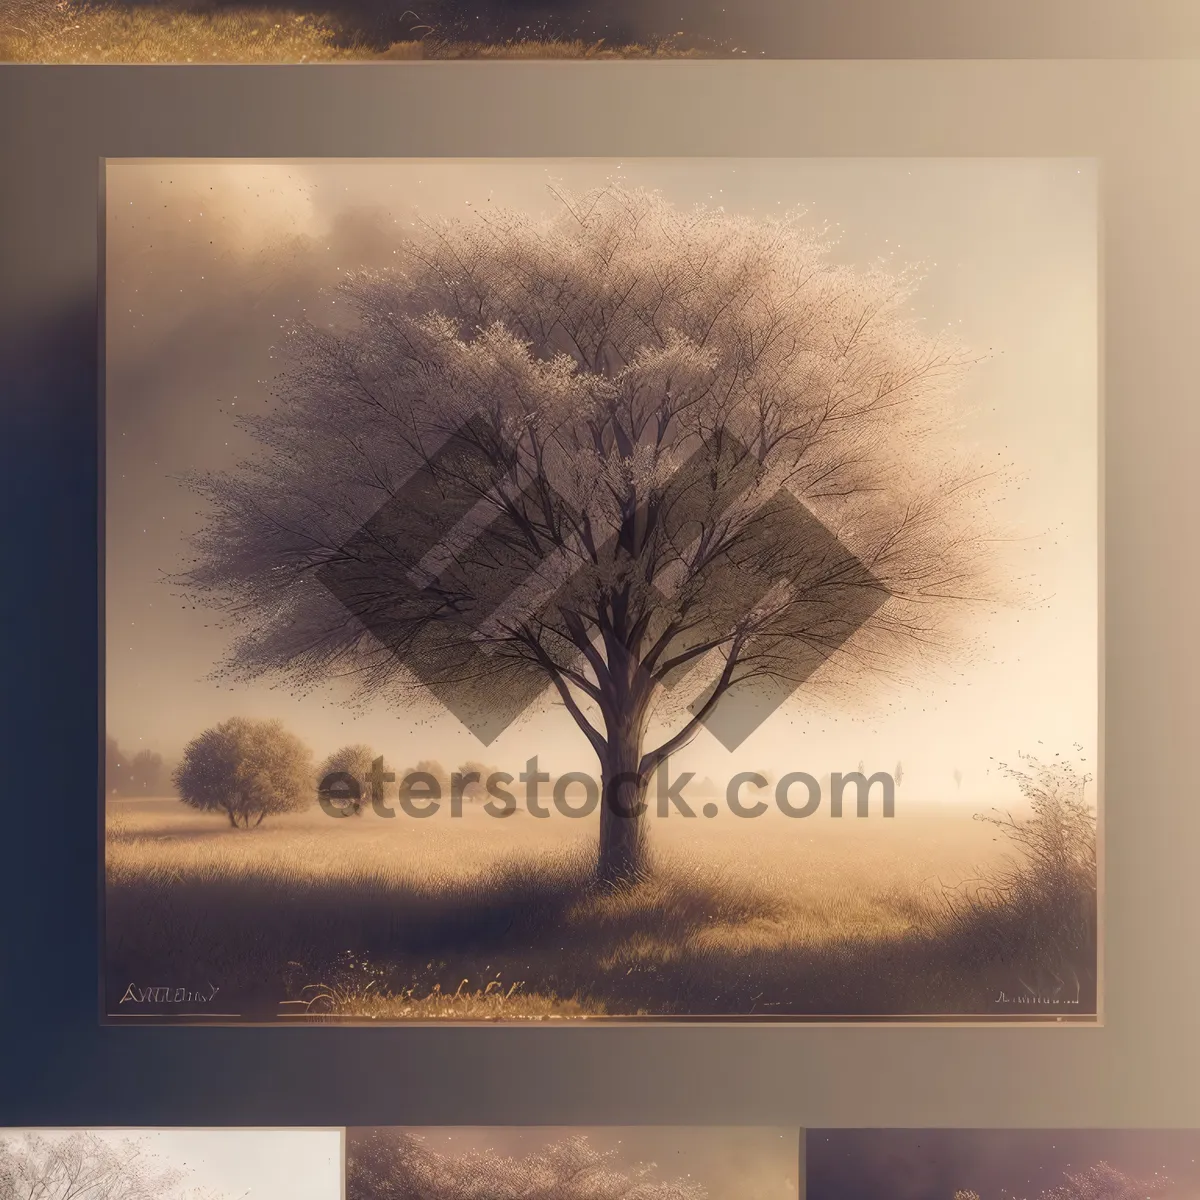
[0,1130,342,1200]
[105,158,1097,802]
[806,1130,1200,1200]
[348,1127,797,1200]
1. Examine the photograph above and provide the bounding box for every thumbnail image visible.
[807,1130,1200,1200]
[0,1130,342,1200]
[346,1127,798,1200]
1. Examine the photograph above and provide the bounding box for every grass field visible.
[104,781,1098,1021]
[1,0,730,61]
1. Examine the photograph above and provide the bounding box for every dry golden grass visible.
[103,792,1098,1020]
[0,0,717,63]
[1,0,364,60]
[294,968,602,1019]
[107,793,1003,945]
[404,37,709,59]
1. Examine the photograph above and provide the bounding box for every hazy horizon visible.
[349,1128,797,1200]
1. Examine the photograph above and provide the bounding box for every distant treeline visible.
[105,735,175,796]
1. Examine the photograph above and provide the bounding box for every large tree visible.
[179,183,997,883]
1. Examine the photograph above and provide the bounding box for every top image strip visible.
[5,0,1198,63]
[0,0,856,64]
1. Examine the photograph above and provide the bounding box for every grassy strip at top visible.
[1,0,729,62]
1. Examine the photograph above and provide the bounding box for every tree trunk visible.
[597,733,650,887]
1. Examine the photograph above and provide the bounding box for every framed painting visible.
[101,156,1100,1024]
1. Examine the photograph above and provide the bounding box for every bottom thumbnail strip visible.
[6,1128,1193,1200]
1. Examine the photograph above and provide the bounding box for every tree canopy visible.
[173,716,313,828]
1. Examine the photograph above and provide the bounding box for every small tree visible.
[455,760,494,799]
[413,758,447,784]
[317,743,386,814]
[105,737,169,796]
[173,716,313,828]
[128,749,168,795]
[346,1128,708,1200]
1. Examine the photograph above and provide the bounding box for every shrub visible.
[937,752,1097,983]
[453,760,497,800]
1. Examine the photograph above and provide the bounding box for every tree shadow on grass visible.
[105,842,1097,1020]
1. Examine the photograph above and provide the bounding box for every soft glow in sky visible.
[105,158,1097,803]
